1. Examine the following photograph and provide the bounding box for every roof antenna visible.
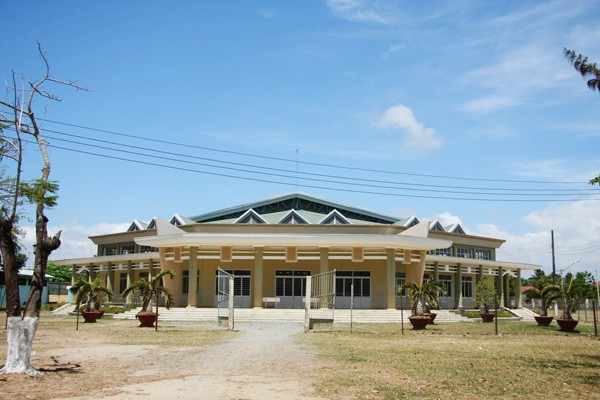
[296,149,299,192]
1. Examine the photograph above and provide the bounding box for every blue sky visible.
[2,0,599,276]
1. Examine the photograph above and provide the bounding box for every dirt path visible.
[59,321,327,400]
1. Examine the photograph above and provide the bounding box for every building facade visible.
[54,192,539,310]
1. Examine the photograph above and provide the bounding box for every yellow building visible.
[55,192,538,310]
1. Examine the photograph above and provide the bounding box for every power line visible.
[39,128,599,197]
[36,117,591,185]
[14,135,600,203]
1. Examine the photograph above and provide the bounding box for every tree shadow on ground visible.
[38,356,82,374]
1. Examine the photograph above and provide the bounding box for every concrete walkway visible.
[59,322,327,400]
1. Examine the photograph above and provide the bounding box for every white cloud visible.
[259,9,275,18]
[376,104,445,151]
[429,212,465,231]
[325,0,393,25]
[382,42,405,59]
[506,159,596,182]
[19,222,129,267]
[461,43,573,114]
[472,198,600,276]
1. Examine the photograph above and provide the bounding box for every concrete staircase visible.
[50,303,76,316]
[509,307,538,321]
[111,307,471,324]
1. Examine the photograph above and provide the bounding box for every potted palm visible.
[474,278,496,323]
[523,277,560,326]
[122,270,175,327]
[556,274,580,332]
[69,276,113,323]
[401,278,445,330]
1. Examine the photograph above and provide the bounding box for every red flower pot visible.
[480,313,495,323]
[425,313,437,325]
[82,310,103,323]
[556,318,578,332]
[136,312,158,328]
[534,316,553,326]
[409,316,430,330]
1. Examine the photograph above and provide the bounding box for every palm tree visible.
[558,274,580,321]
[402,278,445,316]
[122,269,175,312]
[69,276,113,312]
[523,277,560,317]
[564,48,600,92]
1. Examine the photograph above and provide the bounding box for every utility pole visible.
[596,270,600,308]
[551,230,557,316]
[551,230,556,283]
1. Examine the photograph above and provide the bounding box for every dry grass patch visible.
[0,313,227,400]
[302,321,600,400]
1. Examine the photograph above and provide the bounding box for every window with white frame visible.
[461,276,473,297]
[103,246,118,256]
[215,270,251,296]
[456,248,473,258]
[121,245,135,255]
[182,270,189,294]
[119,273,127,294]
[140,246,156,253]
[335,271,370,297]
[395,272,406,296]
[439,274,452,297]
[428,248,452,256]
[475,249,491,260]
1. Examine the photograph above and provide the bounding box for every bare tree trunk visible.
[1,43,81,374]
[24,214,61,318]
[0,221,20,318]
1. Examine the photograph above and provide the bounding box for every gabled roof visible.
[429,220,445,232]
[170,213,195,226]
[147,218,160,230]
[445,223,466,234]
[279,209,308,224]
[187,192,401,225]
[394,216,419,227]
[319,209,349,225]
[235,208,267,224]
[127,219,149,232]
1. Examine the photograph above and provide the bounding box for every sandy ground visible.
[0,319,330,400]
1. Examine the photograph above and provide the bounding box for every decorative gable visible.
[235,209,267,224]
[402,216,420,228]
[279,209,308,224]
[429,220,445,232]
[127,219,148,232]
[147,218,159,230]
[319,209,349,225]
[445,223,466,234]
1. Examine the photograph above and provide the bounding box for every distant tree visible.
[46,262,72,283]
[563,48,600,185]
[0,43,88,374]
[0,252,26,286]
[571,271,596,299]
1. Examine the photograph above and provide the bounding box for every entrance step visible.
[111,308,472,324]
[509,307,538,321]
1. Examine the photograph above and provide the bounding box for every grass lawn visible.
[301,321,600,400]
